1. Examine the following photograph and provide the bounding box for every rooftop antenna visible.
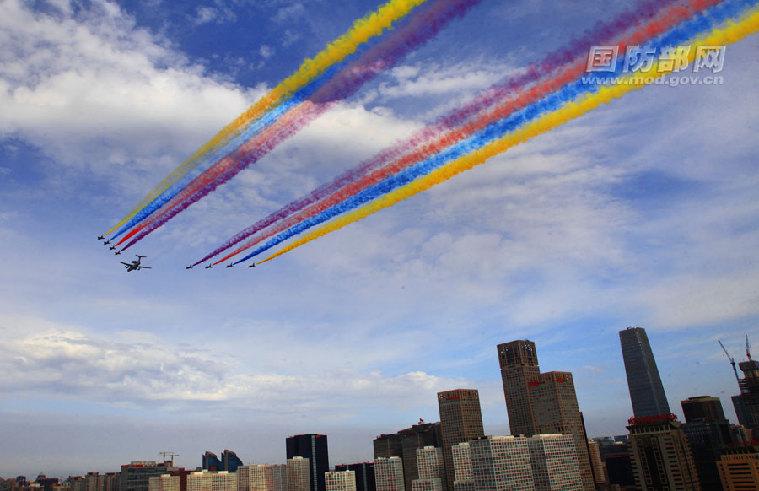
[719,340,740,385]
[159,451,179,466]
[747,334,752,361]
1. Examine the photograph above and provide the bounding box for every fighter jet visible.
[104,240,111,245]
[205,264,213,269]
[109,246,116,251]
[249,263,256,268]
[121,255,151,272]
[97,235,105,240]
[226,263,234,268]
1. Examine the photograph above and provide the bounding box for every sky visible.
[1,0,759,479]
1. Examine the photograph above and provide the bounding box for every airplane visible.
[104,240,111,245]
[109,246,116,251]
[205,264,213,269]
[249,263,256,268]
[121,255,151,272]
[115,251,122,256]
[226,263,234,268]
[185,265,193,270]
[97,235,104,240]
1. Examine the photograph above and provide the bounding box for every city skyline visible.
[2,0,759,481]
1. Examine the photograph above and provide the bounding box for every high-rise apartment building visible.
[286,435,329,491]
[619,327,671,418]
[286,458,310,491]
[586,440,606,486]
[717,446,759,490]
[374,457,404,491]
[450,443,471,487]
[120,462,172,491]
[238,464,288,491]
[186,472,237,491]
[408,481,440,491]
[148,475,180,491]
[373,422,442,491]
[469,436,534,491]
[324,472,355,491]
[497,340,540,436]
[681,396,733,490]
[437,390,484,491]
[526,434,582,491]
[334,464,374,491]
[415,447,444,482]
[627,414,700,490]
[497,341,594,490]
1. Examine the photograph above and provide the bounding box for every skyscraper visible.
[681,396,734,490]
[437,390,485,491]
[287,457,311,491]
[186,471,237,491]
[373,422,442,491]
[324,472,356,491]
[286,435,329,491]
[120,462,172,491]
[334,464,374,491]
[717,446,759,490]
[526,434,583,491]
[497,340,540,436]
[412,446,445,491]
[586,440,606,486]
[374,457,405,491]
[731,353,759,432]
[202,453,222,472]
[627,414,700,490]
[220,450,243,473]
[619,327,671,418]
[469,436,534,491]
[497,341,594,490]
[238,464,288,491]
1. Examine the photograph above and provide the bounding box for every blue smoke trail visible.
[109,63,344,241]
[232,0,756,264]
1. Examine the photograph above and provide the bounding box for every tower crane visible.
[159,451,179,466]
[719,339,740,385]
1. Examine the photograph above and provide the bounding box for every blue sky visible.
[1,0,759,478]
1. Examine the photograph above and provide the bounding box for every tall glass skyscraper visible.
[619,326,671,417]
[287,434,330,491]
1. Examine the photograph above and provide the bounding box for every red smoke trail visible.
[192,0,689,266]
[210,0,722,264]
[117,0,481,251]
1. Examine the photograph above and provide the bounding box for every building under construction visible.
[722,337,759,435]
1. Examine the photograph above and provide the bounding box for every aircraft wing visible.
[121,262,131,267]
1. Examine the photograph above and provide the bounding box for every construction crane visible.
[719,339,740,385]
[159,451,179,466]
[747,334,753,360]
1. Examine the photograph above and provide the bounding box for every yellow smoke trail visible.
[259,9,759,265]
[104,0,429,236]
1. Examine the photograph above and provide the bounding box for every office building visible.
[681,396,733,490]
[717,446,759,490]
[203,454,223,473]
[526,434,582,491]
[373,422,442,491]
[286,435,329,491]
[438,390,484,491]
[334,464,374,491]
[497,340,540,436]
[619,327,671,418]
[731,352,759,433]
[120,462,172,491]
[374,457,404,491]
[324,473,355,491]
[627,414,700,490]
[286,458,310,491]
[469,436,534,491]
[148,476,179,491]
[221,451,243,473]
[497,340,594,490]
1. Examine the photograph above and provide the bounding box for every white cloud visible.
[0,315,465,416]
[0,0,259,179]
